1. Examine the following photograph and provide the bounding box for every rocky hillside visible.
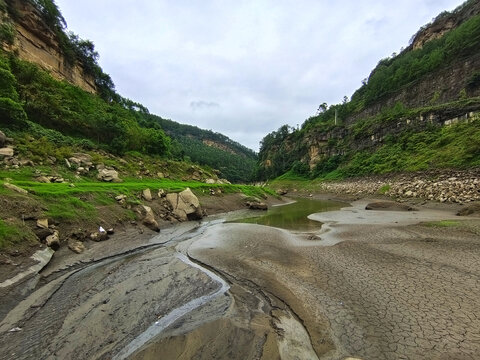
[0,0,256,183]
[257,0,480,180]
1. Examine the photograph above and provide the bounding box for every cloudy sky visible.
[55,0,464,151]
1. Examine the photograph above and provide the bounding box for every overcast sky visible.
[55,0,464,151]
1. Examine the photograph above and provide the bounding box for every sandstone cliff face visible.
[411,0,480,50]
[2,0,96,93]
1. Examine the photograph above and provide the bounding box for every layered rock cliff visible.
[1,0,96,93]
[258,0,480,180]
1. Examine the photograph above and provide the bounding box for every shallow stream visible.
[235,197,344,230]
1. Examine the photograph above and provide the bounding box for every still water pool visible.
[235,197,345,231]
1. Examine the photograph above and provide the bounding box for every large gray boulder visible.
[141,205,160,232]
[0,147,14,157]
[166,188,203,221]
[68,153,93,167]
[46,230,60,250]
[97,168,122,182]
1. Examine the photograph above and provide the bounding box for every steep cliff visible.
[1,0,96,93]
[258,0,480,180]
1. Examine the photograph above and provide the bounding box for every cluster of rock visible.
[116,187,204,233]
[0,131,16,168]
[316,169,480,204]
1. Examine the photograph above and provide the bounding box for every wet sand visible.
[1,198,479,359]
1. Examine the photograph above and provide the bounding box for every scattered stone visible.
[69,153,93,167]
[46,230,60,250]
[36,218,49,229]
[205,179,216,184]
[166,188,203,221]
[142,188,152,201]
[36,176,50,183]
[140,205,160,232]
[65,158,71,168]
[3,183,28,195]
[0,147,14,157]
[97,168,121,182]
[246,201,268,210]
[276,189,288,196]
[157,189,166,198]
[157,172,165,178]
[68,239,85,254]
[106,228,114,235]
[34,227,53,242]
[90,231,109,242]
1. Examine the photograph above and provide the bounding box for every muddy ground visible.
[0,194,479,360]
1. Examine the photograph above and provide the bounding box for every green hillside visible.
[0,0,256,183]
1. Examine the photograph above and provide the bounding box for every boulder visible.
[68,153,93,167]
[141,205,160,232]
[205,178,216,184]
[0,131,5,147]
[115,194,127,205]
[0,148,14,157]
[36,218,49,229]
[90,231,109,242]
[97,168,121,182]
[68,240,85,254]
[142,188,152,201]
[246,201,268,210]
[34,227,53,241]
[166,188,203,221]
[3,183,28,195]
[46,230,60,250]
[36,176,51,183]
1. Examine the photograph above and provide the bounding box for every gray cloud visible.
[55,0,464,151]
[190,101,220,111]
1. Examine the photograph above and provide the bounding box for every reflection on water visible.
[235,198,344,231]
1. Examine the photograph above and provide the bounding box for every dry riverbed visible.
[1,196,479,360]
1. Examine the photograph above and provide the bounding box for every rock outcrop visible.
[2,0,96,93]
[97,168,121,182]
[166,188,203,221]
[140,205,160,232]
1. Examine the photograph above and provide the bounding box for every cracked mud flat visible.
[1,199,480,359]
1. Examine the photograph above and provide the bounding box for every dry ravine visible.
[0,197,479,360]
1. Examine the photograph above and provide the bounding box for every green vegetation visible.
[151,117,257,183]
[424,220,461,227]
[0,219,37,249]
